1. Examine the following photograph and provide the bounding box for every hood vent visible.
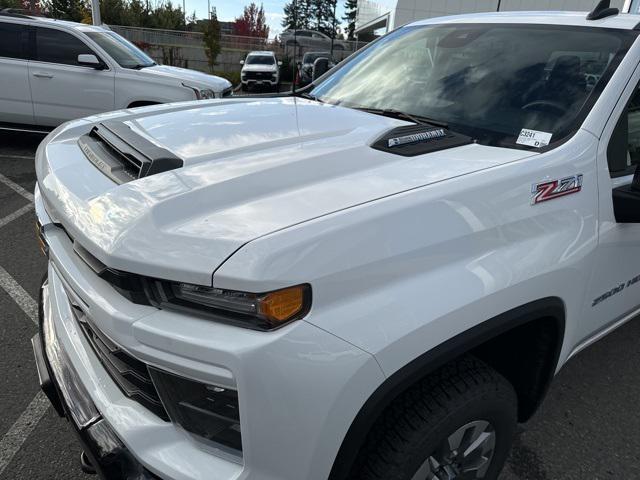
[78,121,183,184]
[372,124,473,157]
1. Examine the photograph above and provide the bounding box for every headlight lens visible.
[149,368,242,455]
[147,282,312,330]
[197,88,216,100]
[183,83,217,100]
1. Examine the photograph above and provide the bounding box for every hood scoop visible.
[78,121,183,184]
[372,124,473,157]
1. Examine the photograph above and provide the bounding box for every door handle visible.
[32,72,54,79]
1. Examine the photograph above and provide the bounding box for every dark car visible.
[297,52,336,88]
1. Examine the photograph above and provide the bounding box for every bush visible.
[214,70,241,86]
[280,55,295,82]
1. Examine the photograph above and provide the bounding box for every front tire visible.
[353,356,517,480]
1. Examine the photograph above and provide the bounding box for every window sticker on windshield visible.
[517,129,553,148]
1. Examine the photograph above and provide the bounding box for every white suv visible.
[240,51,281,92]
[0,11,232,132]
[32,5,640,480]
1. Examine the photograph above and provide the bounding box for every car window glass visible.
[35,28,94,66]
[246,55,275,65]
[312,24,634,151]
[0,22,28,60]
[85,31,154,69]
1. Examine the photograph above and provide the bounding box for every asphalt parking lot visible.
[0,130,639,480]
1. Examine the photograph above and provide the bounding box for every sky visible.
[184,0,346,37]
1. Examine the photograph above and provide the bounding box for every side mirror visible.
[312,57,329,81]
[611,113,640,222]
[240,60,245,65]
[78,54,103,69]
[613,165,640,222]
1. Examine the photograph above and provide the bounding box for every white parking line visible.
[0,204,34,230]
[0,265,38,325]
[0,173,34,202]
[0,391,50,477]
[0,262,49,475]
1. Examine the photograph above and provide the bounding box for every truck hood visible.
[242,64,278,73]
[139,64,232,91]
[37,97,536,285]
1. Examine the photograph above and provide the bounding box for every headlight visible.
[146,282,312,331]
[197,88,216,100]
[183,83,217,100]
[149,368,242,455]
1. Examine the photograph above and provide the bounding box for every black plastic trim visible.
[328,297,565,480]
[79,121,183,184]
[34,273,164,479]
[587,0,619,20]
[0,121,51,134]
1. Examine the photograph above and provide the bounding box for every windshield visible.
[85,31,156,69]
[311,24,637,150]
[304,53,331,64]
[246,55,275,65]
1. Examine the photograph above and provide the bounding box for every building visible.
[355,0,629,37]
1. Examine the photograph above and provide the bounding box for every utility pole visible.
[208,0,210,19]
[330,0,337,57]
[91,0,101,25]
[183,0,186,27]
[496,0,501,11]
[292,0,298,93]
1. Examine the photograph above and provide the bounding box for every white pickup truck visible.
[32,4,640,480]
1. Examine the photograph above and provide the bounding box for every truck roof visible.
[411,10,640,30]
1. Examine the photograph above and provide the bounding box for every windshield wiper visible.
[293,91,324,103]
[354,107,448,128]
[129,63,155,70]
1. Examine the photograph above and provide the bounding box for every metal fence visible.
[109,25,368,75]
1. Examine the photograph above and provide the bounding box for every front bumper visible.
[32,277,160,479]
[32,184,384,480]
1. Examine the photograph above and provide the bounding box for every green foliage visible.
[282,0,339,37]
[0,0,26,10]
[41,0,87,22]
[214,70,240,86]
[279,55,294,82]
[202,7,221,73]
[147,0,184,29]
[342,0,357,39]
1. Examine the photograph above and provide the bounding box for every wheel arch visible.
[328,297,565,480]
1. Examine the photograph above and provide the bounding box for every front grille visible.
[72,306,170,421]
[243,71,273,80]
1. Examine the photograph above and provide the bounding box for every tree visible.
[149,0,185,30]
[342,0,357,39]
[233,2,269,38]
[202,7,221,73]
[310,0,337,37]
[282,0,338,37]
[281,0,312,31]
[41,0,87,22]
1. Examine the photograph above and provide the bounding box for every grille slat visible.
[72,307,170,421]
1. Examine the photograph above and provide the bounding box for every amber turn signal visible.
[258,285,307,325]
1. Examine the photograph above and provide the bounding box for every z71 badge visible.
[531,174,583,205]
